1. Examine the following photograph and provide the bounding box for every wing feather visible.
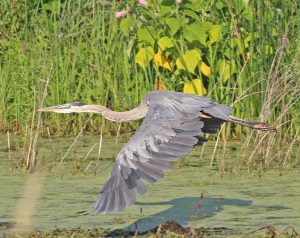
[135,179,147,195]
[92,91,231,213]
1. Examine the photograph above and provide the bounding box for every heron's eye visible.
[70,102,85,106]
[57,104,71,109]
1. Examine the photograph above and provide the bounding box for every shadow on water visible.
[124,197,252,232]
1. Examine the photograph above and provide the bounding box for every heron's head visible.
[38,102,106,114]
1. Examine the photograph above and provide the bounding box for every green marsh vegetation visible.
[0,0,299,172]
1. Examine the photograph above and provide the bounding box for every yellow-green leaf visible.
[159,6,172,17]
[219,59,237,83]
[209,24,222,44]
[120,18,135,35]
[184,23,209,46]
[137,27,157,47]
[154,52,172,71]
[183,9,200,21]
[264,44,273,54]
[157,37,174,51]
[176,50,201,74]
[165,18,181,35]
[243,34,252,48]
[216,0,224,9]
[135,46,154,70]
[199,61,211,76]
[234,37,245,55]
[183,79,207,96]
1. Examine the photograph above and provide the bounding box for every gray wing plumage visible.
[92,91,231,213]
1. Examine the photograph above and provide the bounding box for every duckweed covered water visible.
[0,135,299,237]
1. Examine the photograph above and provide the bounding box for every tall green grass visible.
[0,0,299,141]
[0,0,153,135]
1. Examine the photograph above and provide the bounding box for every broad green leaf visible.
[135,46,154,70]
[176,49,201,74]
[183,79,207,96]
[165,18,181,35]
[229,38,237,48]
[185,0,203,10]
[159,6,172,16]
[198,21,213,31]
[120,18,135,35]
[157,37,174,51]
[183,10,200,21]
[154,52,172,71]
[184,23,213,46]
[223,48,231,58]
[219,59,237,83]
[216,0,224,9]
[209,24,222,44]
[137,27,157,47]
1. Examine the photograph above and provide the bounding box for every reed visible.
[0,0,299,142]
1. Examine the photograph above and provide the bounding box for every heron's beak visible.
[38,102,88,114]
[38,105,72,113]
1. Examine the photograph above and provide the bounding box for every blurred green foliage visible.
[0,0,299,139]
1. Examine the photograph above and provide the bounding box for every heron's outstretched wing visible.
[92,91,231,213]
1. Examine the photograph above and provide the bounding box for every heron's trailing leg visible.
[199,114,277,132]
[228,116,277,132]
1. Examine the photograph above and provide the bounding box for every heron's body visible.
[39,90,276,213]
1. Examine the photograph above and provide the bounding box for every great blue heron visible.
[39,90,276,213]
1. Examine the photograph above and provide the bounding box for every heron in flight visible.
[39,90,276,213]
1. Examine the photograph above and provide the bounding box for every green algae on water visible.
[0,135,299,237]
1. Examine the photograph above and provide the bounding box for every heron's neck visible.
[89,104,148,122]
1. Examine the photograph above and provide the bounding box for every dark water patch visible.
[240,191,277,197]
[266,216,300,220]
[265,205,291,211]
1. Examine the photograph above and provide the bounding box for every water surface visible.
[0,135,299,236]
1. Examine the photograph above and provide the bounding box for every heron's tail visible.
[228,116,278,132]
